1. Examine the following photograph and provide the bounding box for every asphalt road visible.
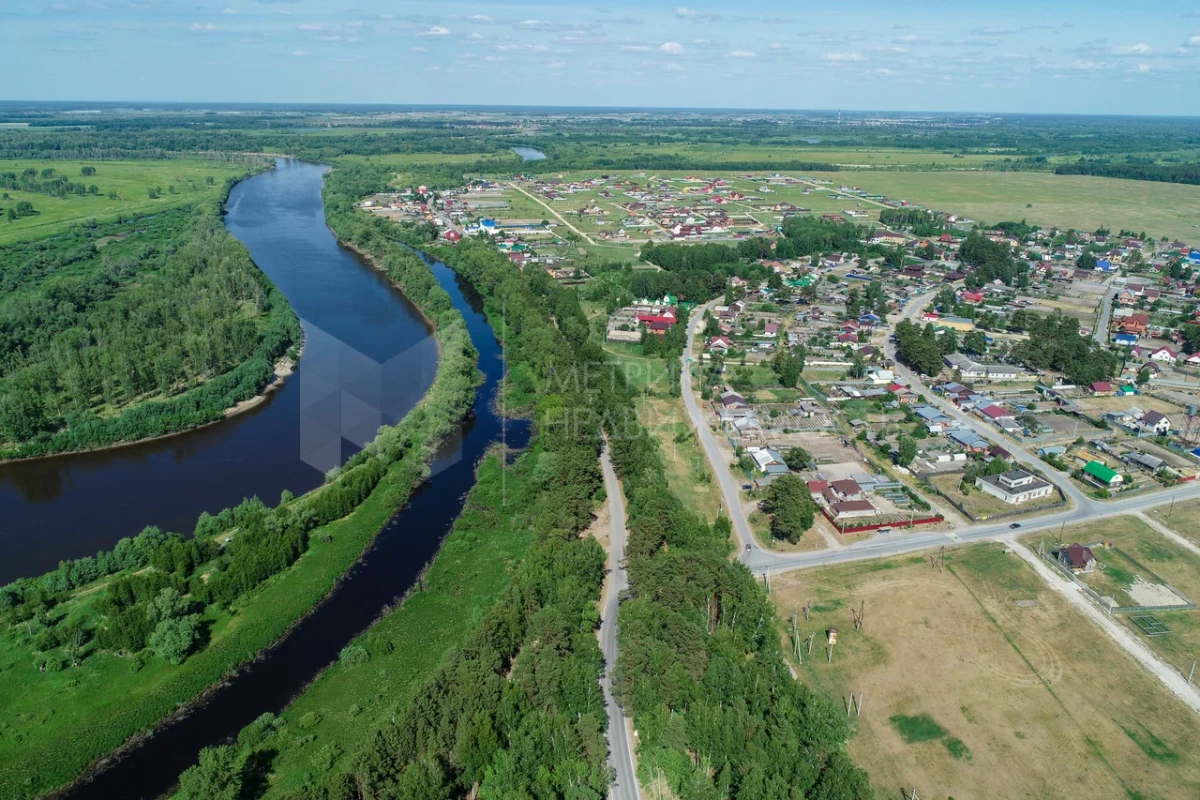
[679,292,1200,578]
[598,446,641,800]
[1093,284,1116,345]
[681,303,759,557]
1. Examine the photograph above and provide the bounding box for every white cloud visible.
[1130,63,1153,72]
[1185,33,1200,47]
[1065,59,1103,70]
[822,52,863,62]
[621,44,651,52]
[875,67,894,75]
[769,42,782,49]
[467,32,482,40]
[221,7,238,15]
[468,15,493,22]
[666,62,685,71]
[550,61,567,68]
[419,25,450,36]
[675,7,695,17]
[188,22,221,33]
[1114,43,1151,54]
[660,41,685,54]
[411,46,429,53]
[729,50,756,58]
[292,49,306,56]
[296,24,326,31]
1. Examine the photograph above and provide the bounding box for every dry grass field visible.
[772,544,1200,800]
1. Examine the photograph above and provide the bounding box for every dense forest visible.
[0,189,302,457]
[1054,161,1200,186]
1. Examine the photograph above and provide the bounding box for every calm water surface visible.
[0,160,438,585]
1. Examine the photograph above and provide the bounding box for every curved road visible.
[599,446,641,800]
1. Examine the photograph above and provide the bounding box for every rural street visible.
[506,181,598,246]
[1093,284,1117,345]
[677,289,1200,714]
[598,445,641,800]
[681,302,759,556]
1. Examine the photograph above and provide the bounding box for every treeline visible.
[0,167,98,197]
[208,231,614,798]
[1055,162,1200,186]
[607,342,869,796]
[0,187,302,457]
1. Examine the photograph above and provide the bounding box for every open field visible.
[805,169,1200,242]
[1043,516,1200,673]
[773,543,1200,800]
[641,396,722,523]
[1148,500,1200,546]
[548,143,1003,168]
[0,158,257,243]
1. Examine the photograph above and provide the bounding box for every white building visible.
[975,469,1054,505]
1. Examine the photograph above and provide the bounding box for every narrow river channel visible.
[0,160,438,585]
[60,165,528,799]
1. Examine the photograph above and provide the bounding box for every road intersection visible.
[678,291,1200,711]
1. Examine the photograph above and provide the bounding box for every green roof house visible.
[1083,461,1123,486]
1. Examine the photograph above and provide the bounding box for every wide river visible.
[0,159,438,586]
[57,162,528,797]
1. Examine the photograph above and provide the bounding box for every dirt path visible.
[1007,538,1200,715]
[506,182,597,245]
[1135,511,1200,560]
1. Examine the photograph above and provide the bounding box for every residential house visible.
[1141,410,1171,435]
[1057,543,1097,573]
[831,500,877,521]
[1090,381,1114,396]
[1149,346,1179,364]
[1083,461,1124,487]
[828,480,866,502]
[975,469,1055,504]
[706,335,734,351]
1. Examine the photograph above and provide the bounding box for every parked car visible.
[1010,523,1022,529]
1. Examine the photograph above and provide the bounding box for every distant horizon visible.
[1,100,1198,121]
[4,0,1199,115]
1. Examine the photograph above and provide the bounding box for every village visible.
[364,167,1200,535]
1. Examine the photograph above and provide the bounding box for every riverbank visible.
[0,171,301,464]
[0,346,303,468]
[0,167,475,799]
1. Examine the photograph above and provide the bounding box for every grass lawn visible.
[1040,516,1200,675]
[0,158,257,244]
[244,454,538,797]
[772,543,1200,800]
[805,169,1200,243]
[0,450,428,798]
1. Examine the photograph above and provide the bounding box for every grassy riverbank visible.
[0,165,481,798]
[214,452,541,797]
[0,452,426,797]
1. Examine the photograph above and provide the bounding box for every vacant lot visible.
[1148,501,1200,546]
[772,544,1200,800]
[0,158,256,243]
[806,170,1200,242]
[1076,394,1185,418]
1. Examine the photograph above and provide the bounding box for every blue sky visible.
[4,0,1200,114]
